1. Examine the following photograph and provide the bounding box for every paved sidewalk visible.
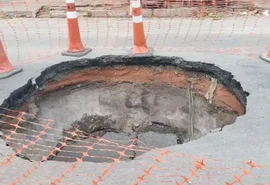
[1,0,270,18]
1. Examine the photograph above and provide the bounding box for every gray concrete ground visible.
[0,16,270,184]
[0,17,269,66]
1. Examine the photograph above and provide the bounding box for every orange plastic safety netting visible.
[0,108,270,185]
[0,0,269,66]
[1,0,270,185]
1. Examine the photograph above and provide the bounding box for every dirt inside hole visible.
[0,56,247,163]
[3,82,237,163]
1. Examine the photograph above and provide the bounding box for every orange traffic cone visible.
[129,0,153,57]
[259,49,270,63]
[0,39,22,79]
[61,0,91,57]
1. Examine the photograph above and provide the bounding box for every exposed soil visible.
[0,55,248,163]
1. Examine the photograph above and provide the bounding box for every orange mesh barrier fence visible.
[0,107,270,184]
[0,0,270,184]
[0,0,269,66]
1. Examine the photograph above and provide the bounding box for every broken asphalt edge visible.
[0,55,249,117]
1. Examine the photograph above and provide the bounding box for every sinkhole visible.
[0,55,248,163]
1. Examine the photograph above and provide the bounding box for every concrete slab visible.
[61,48,92,57]
[128,47,154,57]
[0,0,50,17]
